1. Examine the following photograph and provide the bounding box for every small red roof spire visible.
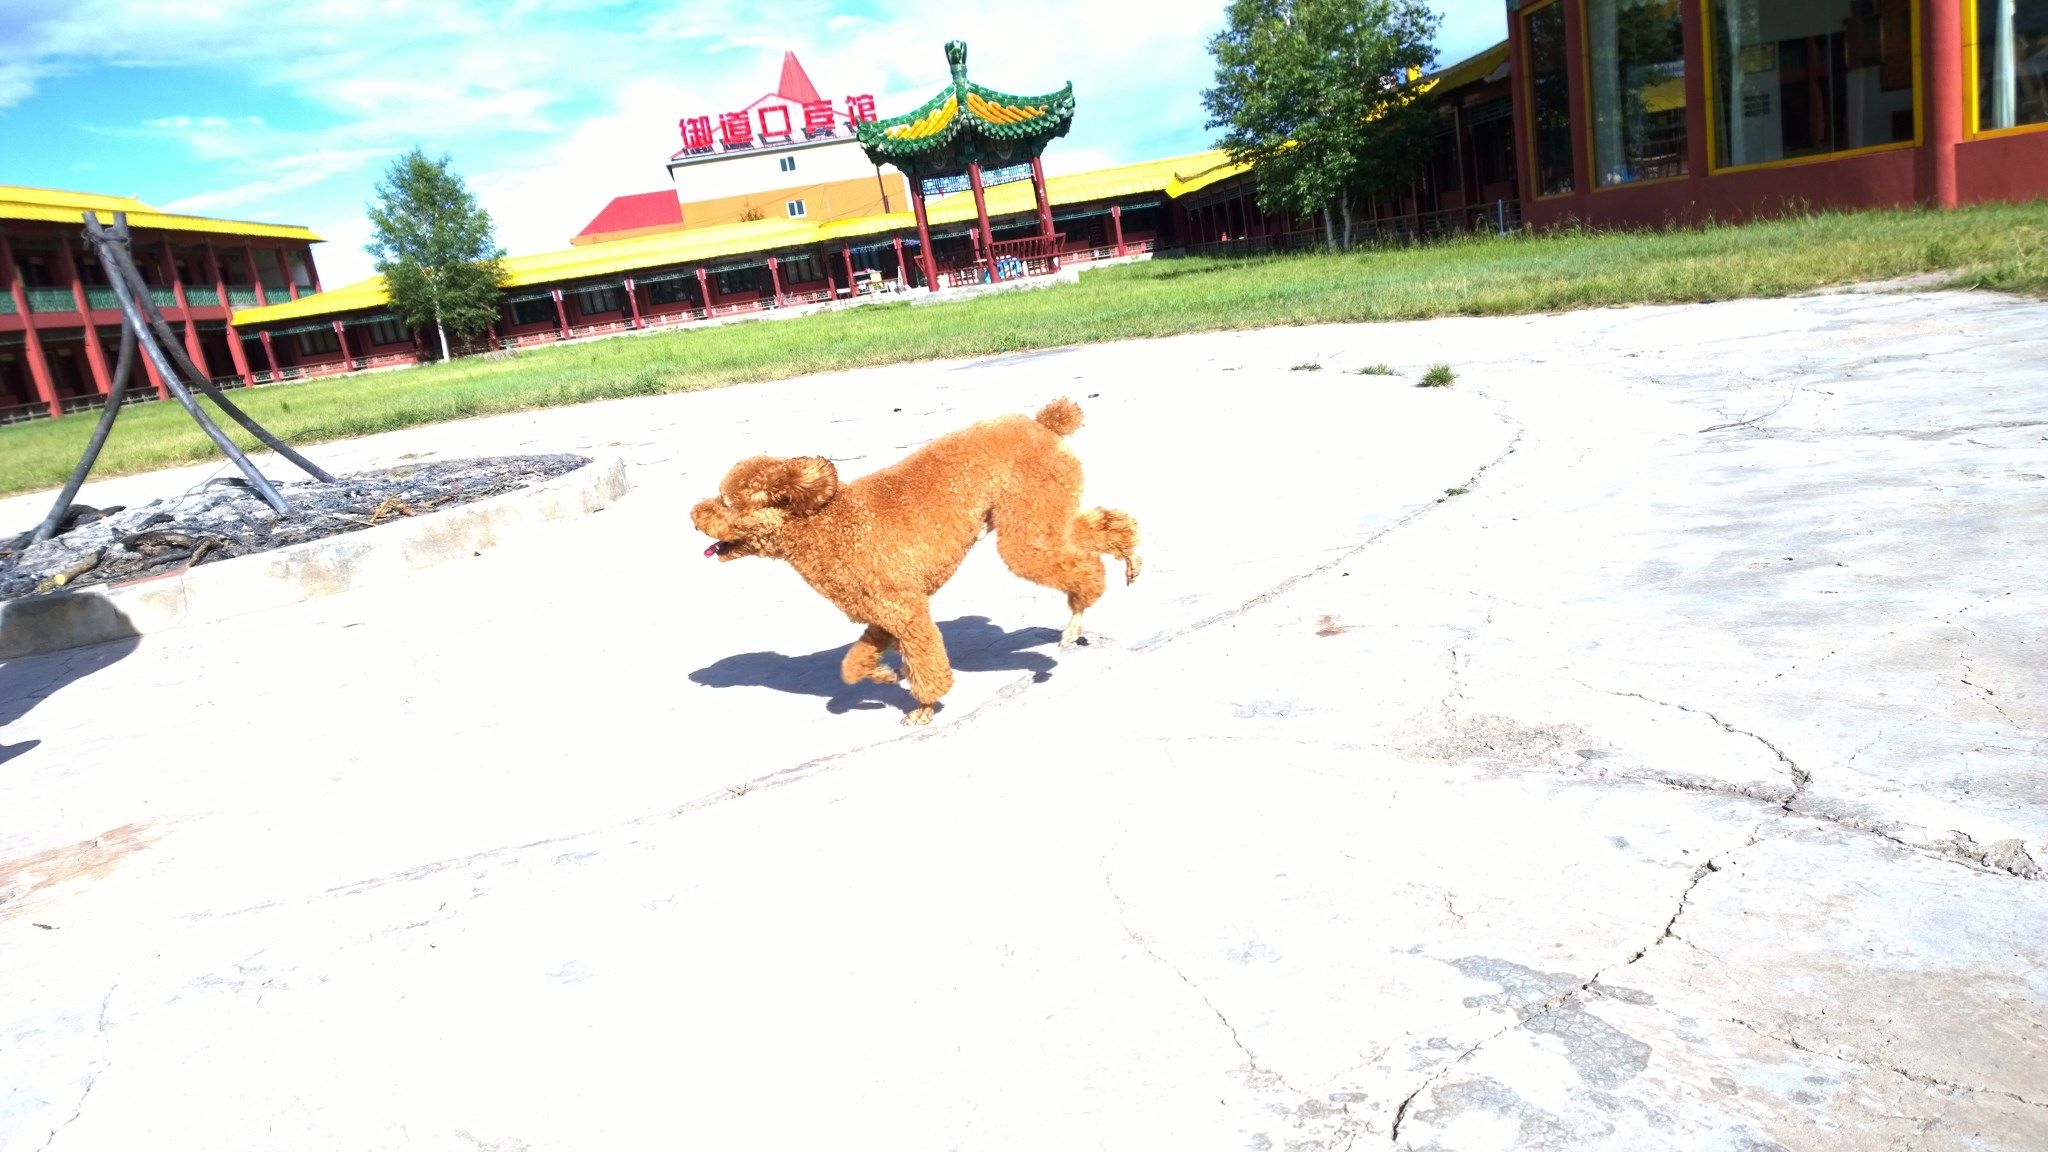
[776,50,822,105]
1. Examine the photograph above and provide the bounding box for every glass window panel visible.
[1525,1,1577,196]
[1710,0,1916,169]
[1588,0,1689,186]
[1978,0,2048,130]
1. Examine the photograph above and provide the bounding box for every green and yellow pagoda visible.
[856,41,1076,289]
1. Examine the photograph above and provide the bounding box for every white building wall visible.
[671,138,885,202]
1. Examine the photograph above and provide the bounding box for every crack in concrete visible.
[1767,590,2013,683]
[35,985,115,1152]
[1726,1017,2048,1111]
[1102,869,1307,1098]
[1582,685,1811,806]
[1958,666,2019,728]
[1571,684,2039,882]
[1133,425,1525,655]
[1389,827,1768,1145]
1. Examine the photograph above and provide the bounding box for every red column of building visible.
[696,267,712,312]
[1029,155,1055,247]
[54,234,112,396]
[767,256,784,305]
[911,187,939,293]
[244,244,268,307]
[1923,0,1962,207]
[623,277,643,327]
[1562,0,1592,199]
[258,330,281,379]
[277,244,300,300]
[552,288,570,338]
[1110,204,1126,256]
[841,246,857,293]
[967,161,996,279]
[331,321,355,372]
[188,241,227,377]
[892,237,907,289]
[1677,0,1710,198]
[1,229,60,418]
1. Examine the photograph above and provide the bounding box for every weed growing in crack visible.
[1444,486,1469,497]
[1291,361,1324,372]
[1356,362,1398,375]
[1420,363,1457,387]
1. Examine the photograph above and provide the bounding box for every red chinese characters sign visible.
[678,93,878,153]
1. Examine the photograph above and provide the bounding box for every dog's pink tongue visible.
[703,542,720,558]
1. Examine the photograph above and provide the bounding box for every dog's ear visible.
[765,456,838,516]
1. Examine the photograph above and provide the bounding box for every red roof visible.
[777,51,822,105]
[574,190,683,243]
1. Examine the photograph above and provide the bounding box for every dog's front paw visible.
[901,705,934,727]
[865,666,900,684]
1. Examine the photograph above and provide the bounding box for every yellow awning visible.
[1426,42,1511,96]
[0,184,323,242]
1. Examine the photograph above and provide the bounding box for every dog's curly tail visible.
[1034,397,1084,437]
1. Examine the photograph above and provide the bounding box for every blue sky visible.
[1,1,1509,286]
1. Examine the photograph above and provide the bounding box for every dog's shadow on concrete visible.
[689,615,1059,714]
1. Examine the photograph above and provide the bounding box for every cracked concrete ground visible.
[1,286,2044,1151]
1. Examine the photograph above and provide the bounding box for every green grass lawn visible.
[3,201,2043,498]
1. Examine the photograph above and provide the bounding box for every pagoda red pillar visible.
[623,277,643,327]
[551,288,570,338]
[54,236,112,395]
[1029,155,1055,252]
[1110,203,1126,257]
[1,230,60,418]
[892,237,906,289]
[767,256,783,305]
[911,187,939,293]
[696,267,712,312]
[967,161,996,280]
[841,246,856,294]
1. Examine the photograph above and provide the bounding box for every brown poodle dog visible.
[692,398,1141,725]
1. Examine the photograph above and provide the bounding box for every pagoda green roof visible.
[855,41,1075,175]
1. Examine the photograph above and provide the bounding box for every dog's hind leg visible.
[840,624,900,685]
[1073,507,1142,586]
[993,514,1108,649]
[886,609,955,726]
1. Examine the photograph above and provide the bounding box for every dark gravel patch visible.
[1,454,587,601]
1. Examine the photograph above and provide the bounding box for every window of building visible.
[647,276,697,307]
[715,266,768,297]
[1523,0,1576,197]
[362,317,410,347]
[1974,0,2048,133]
[574,285,623,315]
[777,253,825,283]
[296,328,339,357]
[786,199,807,217]
[509,297,556,327]
[1707,0,1917,171]
[779,155,797,172]
[1585,0,1688,187]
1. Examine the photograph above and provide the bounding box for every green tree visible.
[365,148,507,361]
[1203,0,1442,251]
